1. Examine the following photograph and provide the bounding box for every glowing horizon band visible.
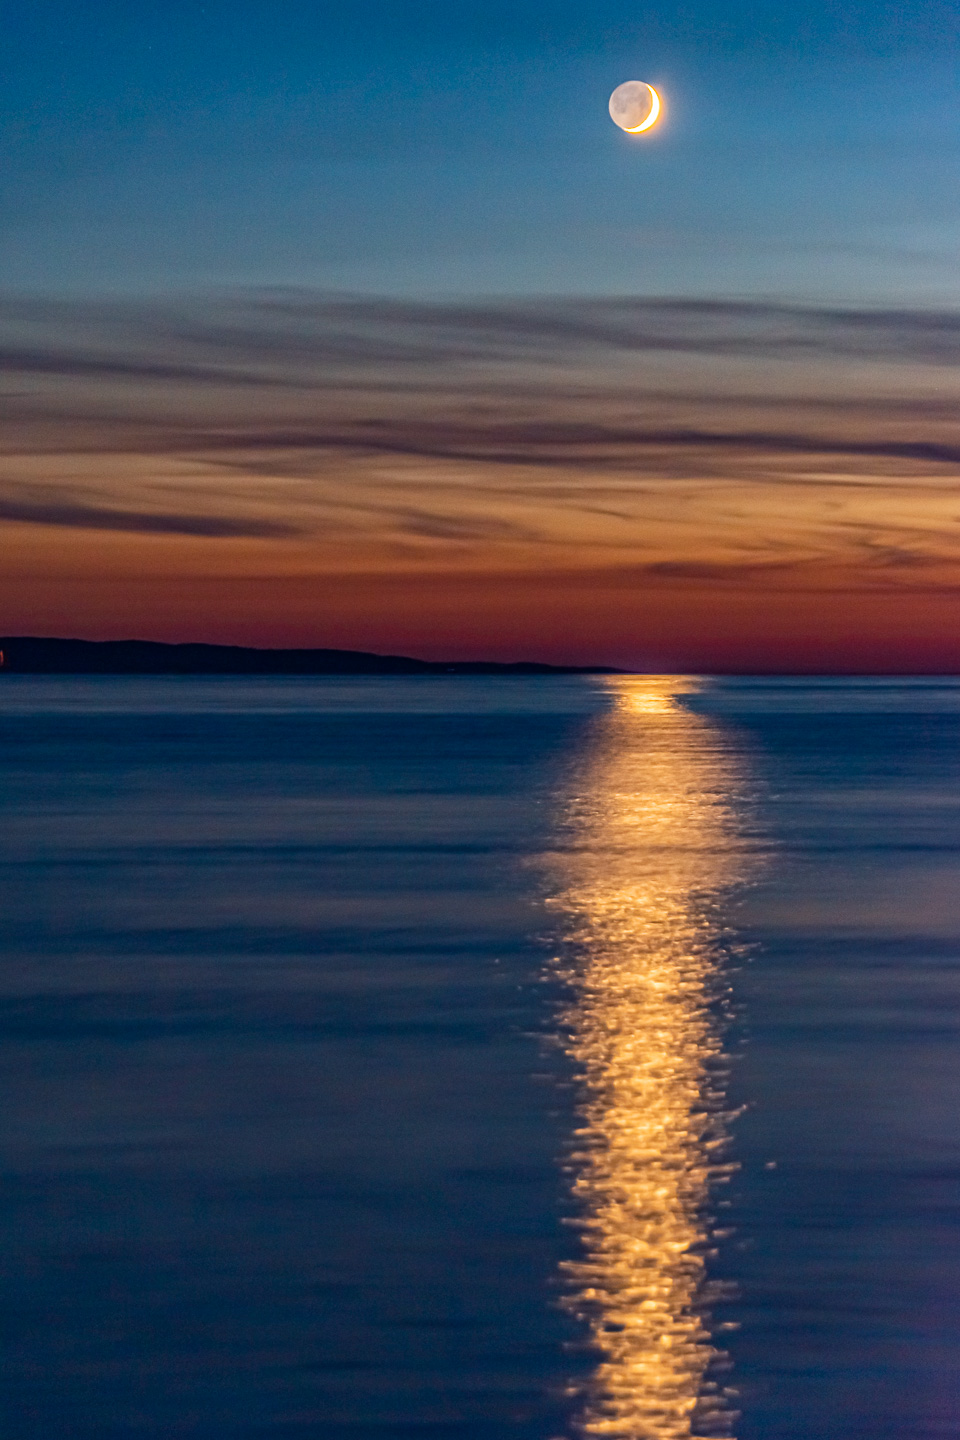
[626,83,661,133]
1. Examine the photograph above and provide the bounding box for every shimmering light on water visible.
[5,677,960,1437]
[550,677,755,1439]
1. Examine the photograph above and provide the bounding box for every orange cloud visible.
[3,291,960,669]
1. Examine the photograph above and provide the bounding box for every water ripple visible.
[548,677,756,1439]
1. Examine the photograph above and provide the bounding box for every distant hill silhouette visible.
[0,637,616,676]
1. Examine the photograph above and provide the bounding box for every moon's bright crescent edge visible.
[625,84,661,133]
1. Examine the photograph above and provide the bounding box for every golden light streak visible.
[548,676,753,1439]
[626,85,662,134]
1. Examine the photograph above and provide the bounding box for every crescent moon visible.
[625,84,661,133]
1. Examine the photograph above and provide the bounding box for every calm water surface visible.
[2,674,960,1438]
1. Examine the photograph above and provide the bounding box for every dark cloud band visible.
[0,496,300,538]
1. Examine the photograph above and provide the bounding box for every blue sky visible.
[4,0,959,301]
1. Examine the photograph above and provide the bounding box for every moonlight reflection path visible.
[548,677,754,1439]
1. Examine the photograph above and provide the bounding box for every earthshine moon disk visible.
[608,80,662,134]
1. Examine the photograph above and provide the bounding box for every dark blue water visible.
[1,675,959,1439]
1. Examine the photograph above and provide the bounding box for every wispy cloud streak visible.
[7,291,960,386]
[3,289,960,588]
[0,494,302,538]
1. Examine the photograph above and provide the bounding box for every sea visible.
[2,673,959,1439]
